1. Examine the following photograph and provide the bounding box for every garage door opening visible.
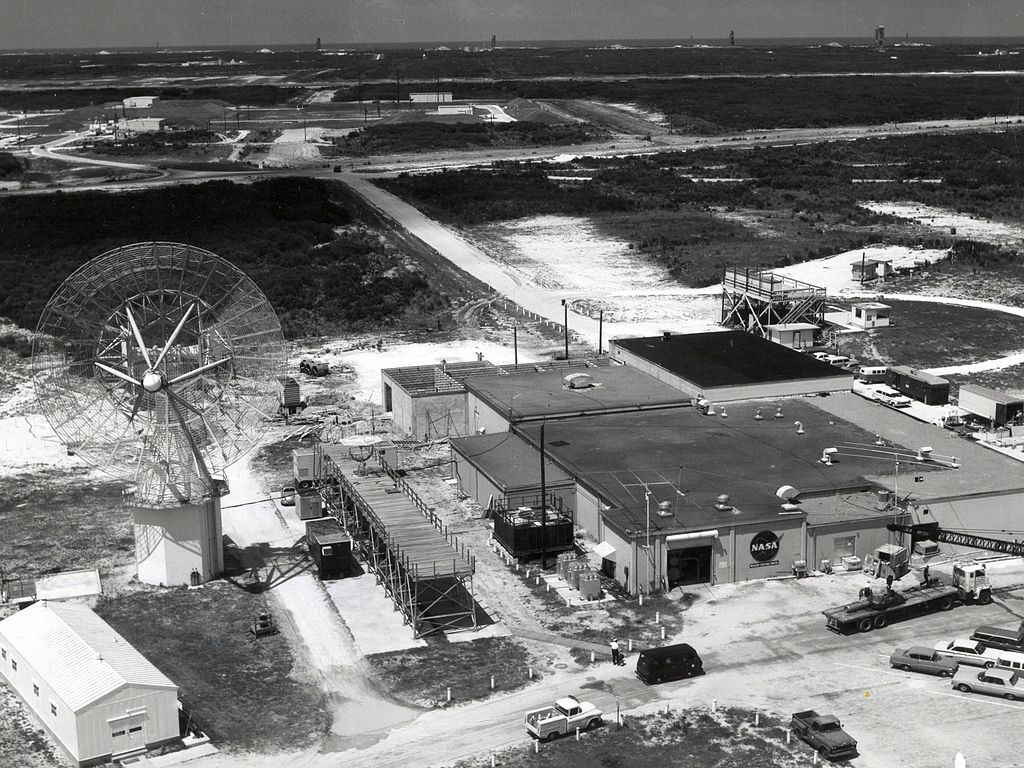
[667,545,712,588]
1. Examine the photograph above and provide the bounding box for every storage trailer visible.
[306,518,352,579]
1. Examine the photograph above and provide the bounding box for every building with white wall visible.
[0,602,179,767]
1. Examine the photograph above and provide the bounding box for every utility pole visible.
[395,71,401,105]
[561,299,569,360]
[540,421,547,569]
[513,326,518,365]
[598,310,603,355]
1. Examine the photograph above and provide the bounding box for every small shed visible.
[851,259,892,282]
[306,518,352,579]
[850,301,892,329]
[886,366,950,405]
[957,384,1024,427]
[123,96,159,109]
[410,92,453,103]
[122,117,164,133]
[0,602,179,767]
[765,322,818,349]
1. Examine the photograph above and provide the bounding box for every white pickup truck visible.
[524,695,602,740]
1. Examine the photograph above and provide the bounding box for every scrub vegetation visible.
[95,581,330,751]
[367,636,540,708]
[453,706,814,768]
[327,120,608,156]
[0,684,62,768]
[0,178,449,338]
[0,470,131,578]
[380,129,1024,287]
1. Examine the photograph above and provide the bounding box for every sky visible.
[0,0,1022,50]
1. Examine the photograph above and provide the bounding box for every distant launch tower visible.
[875,26,885,49]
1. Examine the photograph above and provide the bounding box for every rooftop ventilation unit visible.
[917,446,933,461]
[794,421,805,435]
[715,494,732,511]
[776,485,800,501]
[564,372,593,390]
[820,447,838,465]
[656,500,673,518]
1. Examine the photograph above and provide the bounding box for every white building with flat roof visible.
[0,602,179,767]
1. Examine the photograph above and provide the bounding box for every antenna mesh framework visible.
[32,242,285,505]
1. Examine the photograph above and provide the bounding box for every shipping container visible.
[306,518,352,580]
[885,366,950,406]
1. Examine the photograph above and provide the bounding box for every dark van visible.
[970,625,1024,653]
[635,643,703,685]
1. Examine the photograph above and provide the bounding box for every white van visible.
[858,366,888,384]
[996,650,1024,672]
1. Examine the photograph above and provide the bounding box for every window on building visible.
[32,683,39,697]
[50,703,57,717]
[129,726,143,734]
[1,648,5,660]
[833,535,856,559]
[10,659,17,672]
[111,730,126,738]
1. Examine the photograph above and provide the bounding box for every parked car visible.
[524,696,602,740]
[890,646,959,676]
[953,666,1024,700]
[873,387,912,408]
[790,710,858,760]
[933,639,1001,668]
[280,485,296,506]
[970,624,1024,653]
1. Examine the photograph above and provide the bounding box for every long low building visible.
[0,602,179,767]
[609,330,852,401]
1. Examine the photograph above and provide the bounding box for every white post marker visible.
[575,727,580,742]
[446,687,451,702]
[755,711,760,726]
[661,626,666,640]
[712,699,717,712]
[786,730,791,744]
[590,650,595,662]
[656,611,660,624]
[490,675,495,690]
[534,739,539,754]
[628,639,633,652]
[529,667,534,679]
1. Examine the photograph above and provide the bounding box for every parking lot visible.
[666,560,1024,767]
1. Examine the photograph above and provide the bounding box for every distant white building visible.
[0,602,179,767]
[438,104,474,116]
[121,117,164,133]
[850,301,892,329]
[122,96,159,110]
[410,92,453,103]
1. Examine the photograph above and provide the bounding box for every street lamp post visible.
[645,488,651,595]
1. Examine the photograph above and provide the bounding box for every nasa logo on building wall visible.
[750,530,780,562]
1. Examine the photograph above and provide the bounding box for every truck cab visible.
[953,563,992,604]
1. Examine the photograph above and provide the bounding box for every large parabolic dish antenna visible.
[32,242,285,506]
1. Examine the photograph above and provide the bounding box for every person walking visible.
[610,637,621,665]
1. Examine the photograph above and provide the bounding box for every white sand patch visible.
[771,244,949,296]
[0,414,87,477]
[606,102,669,126]
[861,201,1024,246]
[492,215,720,333]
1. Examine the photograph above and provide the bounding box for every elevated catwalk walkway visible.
[317,443,477,637]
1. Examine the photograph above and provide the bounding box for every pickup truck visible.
[790,710,858,759]
[524,696,602,740]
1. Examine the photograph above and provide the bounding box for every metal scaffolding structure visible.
[720,268,826,339]
[317,443,478,638]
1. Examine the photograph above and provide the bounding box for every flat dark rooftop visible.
[612,330,850,388]
[464,364,691,421]
[514,398,946,538]
[450,433,573,492]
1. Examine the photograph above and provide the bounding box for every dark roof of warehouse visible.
[450,433,573,492]
[463,364,691,421]
[513,398,948,538]
[611,330,850,388]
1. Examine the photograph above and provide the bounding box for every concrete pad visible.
[147,742,219,766]
[445,622,512,643]
[35,569,101,601]
[324,574,426,655]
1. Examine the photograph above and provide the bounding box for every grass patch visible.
[0,469,132,577]
[838,299,1024,370]
[453,706,814,768]
[0,684,63,768]
[94,581,329,752]
[367,636,540,707]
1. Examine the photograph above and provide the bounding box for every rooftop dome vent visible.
[715,494,732,511]
[564,372,594,390]
[657,500,673,518]
[776,485,800,501]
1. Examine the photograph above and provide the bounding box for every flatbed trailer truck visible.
[825,582,961,634]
